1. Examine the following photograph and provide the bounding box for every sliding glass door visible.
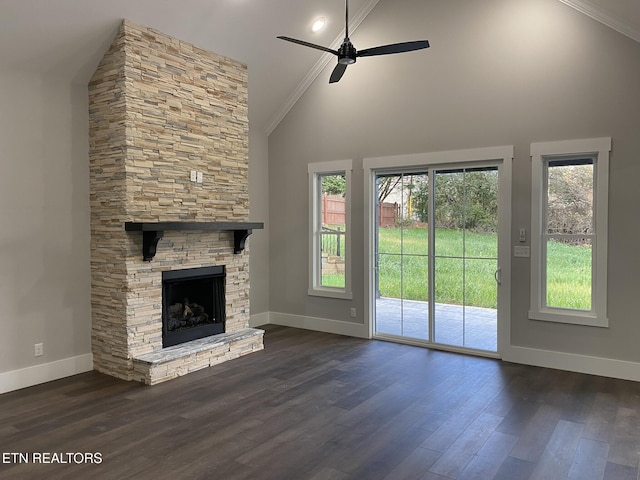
[373,165,501,353]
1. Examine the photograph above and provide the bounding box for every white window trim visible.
[529,137,610,327]
[308,159,352,299]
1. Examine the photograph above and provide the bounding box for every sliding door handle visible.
[494,267,502,285]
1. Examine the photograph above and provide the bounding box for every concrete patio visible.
[375,297,497,352]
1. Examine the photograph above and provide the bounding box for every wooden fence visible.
[322,195,398,227]
[378,202,399,227]
[322,195,345,225]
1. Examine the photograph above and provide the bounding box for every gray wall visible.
[0,73,91,372]
[249,128,270,315]
[268,0,640,362]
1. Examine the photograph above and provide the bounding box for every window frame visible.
[529,137,610,327]
[308,160,352,299]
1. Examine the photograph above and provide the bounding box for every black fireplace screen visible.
[162,266,225,347]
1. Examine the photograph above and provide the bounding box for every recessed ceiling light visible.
[311,17,326,32]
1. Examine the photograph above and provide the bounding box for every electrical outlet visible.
[350,308,357,318]
[196,171,203,184]
[514,246,530,258]
[190,170,197,182]
[34,343,43,357]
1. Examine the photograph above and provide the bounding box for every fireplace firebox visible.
[162,266,225,348]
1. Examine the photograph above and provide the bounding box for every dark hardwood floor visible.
[2,325,640,480]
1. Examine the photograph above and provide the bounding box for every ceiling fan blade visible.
[277,36,338,56]
[357,40,430,57]
[329,63,348,83]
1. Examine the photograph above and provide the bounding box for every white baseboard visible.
[249,311,270,328]
[502,345,640,382]
[264,311,369,339]
[0,354,94,395]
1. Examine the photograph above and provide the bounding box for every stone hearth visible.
[88,20,263,385]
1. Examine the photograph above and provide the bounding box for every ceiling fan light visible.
[311,17,326,32]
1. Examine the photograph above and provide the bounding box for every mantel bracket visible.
[142,230,164,262]
[234,229,253,254]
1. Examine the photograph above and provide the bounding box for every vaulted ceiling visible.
[1,0,638,134]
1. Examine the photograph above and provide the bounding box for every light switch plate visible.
[514,246,530,258]
[196,171,203,184]
[190,170,197,182]
[519,228,526,242]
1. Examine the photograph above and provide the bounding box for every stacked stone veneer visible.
[88,20,263,385]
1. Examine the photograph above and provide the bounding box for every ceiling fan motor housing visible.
[338,40,357,64]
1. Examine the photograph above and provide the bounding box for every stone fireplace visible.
[88,20,264,385]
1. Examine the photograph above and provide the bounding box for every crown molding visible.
[265,0,380,135]
[558,0,640,43]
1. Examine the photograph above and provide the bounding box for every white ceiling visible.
[0,0,638,134]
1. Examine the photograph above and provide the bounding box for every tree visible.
[547,164,593,237]
[322,174,346,196]
[377,176,402,203]
[411,170,498,232]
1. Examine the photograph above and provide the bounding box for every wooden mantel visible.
[125,222,264,261]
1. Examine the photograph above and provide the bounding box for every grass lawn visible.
[323,227,592,310]
[545,240,592,310]
[377,228,498,308]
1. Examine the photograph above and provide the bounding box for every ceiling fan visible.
[277,0,430,84]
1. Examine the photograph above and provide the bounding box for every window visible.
[530,138,610,327]
[308,160,352,299]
